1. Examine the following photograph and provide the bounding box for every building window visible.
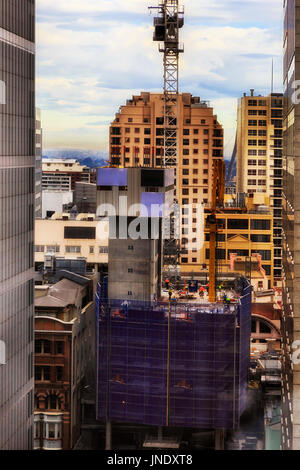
[227,219,249,230]
[183,159,189,165]
[262,265,271,276]
[250,219,270,230]
[128,118,133,123]
[128,245,134,250]
[89,246,94,254]
[183,139,189,145]
[44,422,62,440]
[258,160,266,166]
[35,366,50,381]
[251,250,271,260]
[35,245,45,252]
[144,128,151,134]
[99,246,108,254]
[247,179,257,186]
[248,140,257,146]
[46,245,60,253]
[183,129,190,135]
[248,120,257,126]
[66,246,81,253]
[128,268,133,273]
[35,340,51,354]
[56,367,63,381]
[128,291,133,296]
[183,149,189,155]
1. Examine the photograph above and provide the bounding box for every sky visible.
[36,0,283,158]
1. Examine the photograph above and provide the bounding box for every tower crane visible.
[149,1,184,168]
[149,1,184,275]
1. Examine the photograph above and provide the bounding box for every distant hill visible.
[43,149,109,168]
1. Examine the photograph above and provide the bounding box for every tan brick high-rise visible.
[109,92,224,273]
[236,90,283,283]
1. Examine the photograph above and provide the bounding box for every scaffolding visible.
[96,279,252,430]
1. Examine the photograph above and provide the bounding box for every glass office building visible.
[0,0,35,449]
[282,0,300,450]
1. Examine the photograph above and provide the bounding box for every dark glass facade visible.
[0,0,35,449]
[282,0,300,451]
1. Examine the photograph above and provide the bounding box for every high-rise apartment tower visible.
[109,92,224,274]
[236,90,283,283]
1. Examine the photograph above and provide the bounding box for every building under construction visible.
[96,278,251,438]
[92,1,252,449]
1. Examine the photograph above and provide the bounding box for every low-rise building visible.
[42,159,96,191]
[34,271,95,450]
[186,193,275,290]
[34,214,109,276]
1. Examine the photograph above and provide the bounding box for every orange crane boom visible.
[208,159,225,302]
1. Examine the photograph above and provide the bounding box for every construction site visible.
[89,0,276,451]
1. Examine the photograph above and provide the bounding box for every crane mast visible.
[149,1,184,169]
[149,1,184,275]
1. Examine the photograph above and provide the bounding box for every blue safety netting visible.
[96,279,251,429]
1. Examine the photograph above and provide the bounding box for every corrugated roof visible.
[35,278,86,308]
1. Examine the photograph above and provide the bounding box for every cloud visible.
[36,0,283,152]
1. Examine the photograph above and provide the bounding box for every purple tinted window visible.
[141,192,164,217]
[97,168,128,186]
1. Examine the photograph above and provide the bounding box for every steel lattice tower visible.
[150,1,184,168]
[149,1,184,276]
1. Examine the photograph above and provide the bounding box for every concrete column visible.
[106,421,112,450]
[215,429,225,450]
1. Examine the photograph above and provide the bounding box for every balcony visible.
[43,439,62,450]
